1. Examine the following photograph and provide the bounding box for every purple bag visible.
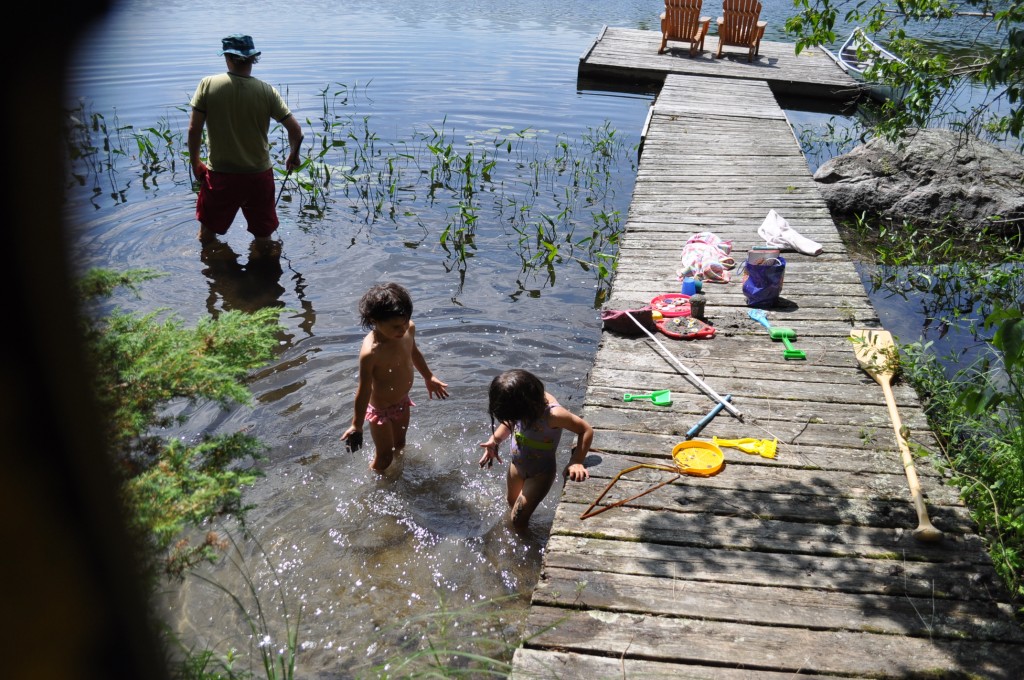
[601,306,657,336]
[742,256,786,308]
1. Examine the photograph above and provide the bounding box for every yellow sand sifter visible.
[580,440,724,519]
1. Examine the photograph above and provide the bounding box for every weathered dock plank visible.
[574,446,957,498]
[518,606,1021,678]
[559,472,974,533]
[550,501,979,563]
[536,567,1023,641]
[540,535,1009,603]
[510,49,1023,677]
[513,649,838,680]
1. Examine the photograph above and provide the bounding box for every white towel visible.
[757,210,823,256]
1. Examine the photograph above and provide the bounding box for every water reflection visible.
[201,239,285,314]
[70,0,1017,675]
[200,238,317,344]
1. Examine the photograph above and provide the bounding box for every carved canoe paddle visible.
[851,329,943,542]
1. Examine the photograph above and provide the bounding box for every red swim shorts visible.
[196,168,279,238]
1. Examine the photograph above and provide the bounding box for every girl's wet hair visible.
[488,369,547,430]
[358,282,413,329]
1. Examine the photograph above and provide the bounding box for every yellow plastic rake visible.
[580,441,724,519]
[713,436,778,458]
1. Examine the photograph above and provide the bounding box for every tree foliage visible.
[786,0,1024,148]
[77,268,284,580]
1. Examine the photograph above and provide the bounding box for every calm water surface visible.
[65,1,1001,676]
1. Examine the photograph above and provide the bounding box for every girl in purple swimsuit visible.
[478,369,593,532]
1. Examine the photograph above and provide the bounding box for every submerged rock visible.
[813,128,1024,235]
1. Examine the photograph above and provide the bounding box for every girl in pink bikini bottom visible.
[365,394,415,425]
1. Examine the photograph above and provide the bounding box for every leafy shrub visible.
[77,268,283,580]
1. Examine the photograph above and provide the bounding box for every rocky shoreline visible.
[813,128,1024,235]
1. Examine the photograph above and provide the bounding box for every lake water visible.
[65,1,1007,677]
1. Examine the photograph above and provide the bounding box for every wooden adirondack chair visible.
[715,0,767,62]
[659,0,711,57]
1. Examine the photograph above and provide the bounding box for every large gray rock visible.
[813,128,1024,234]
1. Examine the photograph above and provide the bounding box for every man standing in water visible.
[188,34,305,246]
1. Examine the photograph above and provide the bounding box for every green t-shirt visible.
[190,72,292,173]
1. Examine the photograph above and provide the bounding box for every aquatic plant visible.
[842,211,1024,342]
[62,84,637,305]
[353,594,520,678]
[174,528,303,680]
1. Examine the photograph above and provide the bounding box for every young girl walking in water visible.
[341,282,448,472]
[478,369,592,531]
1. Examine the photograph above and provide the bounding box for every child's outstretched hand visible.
[426,376,449,400]
[341,427,363,452]
[564,463,589,483]
[478,440,502,468]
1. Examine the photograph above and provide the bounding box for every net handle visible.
[580,464,680,519]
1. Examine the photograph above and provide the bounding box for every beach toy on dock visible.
[685,395,732,438]
[650,293,691,317]
[580,440,724,519]
[712,436,777,458]
[623,311,742,421]
[656,315,716,340]
[623,389,672,406]
[748,309,806,360]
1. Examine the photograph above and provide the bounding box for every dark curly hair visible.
[358,282,413,329]
[228,54,260,66]
[488,369,547,431]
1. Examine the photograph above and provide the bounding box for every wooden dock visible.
[577,26,863,104]
[509,56,1023,679]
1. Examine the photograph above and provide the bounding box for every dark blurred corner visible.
[1,2,170,678]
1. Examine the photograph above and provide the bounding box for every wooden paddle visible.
[851,329,943,542]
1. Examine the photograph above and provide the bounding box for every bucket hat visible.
[219,34,261,58]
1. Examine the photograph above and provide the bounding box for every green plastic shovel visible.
[623,389,672,406]
[748,309,806,360]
